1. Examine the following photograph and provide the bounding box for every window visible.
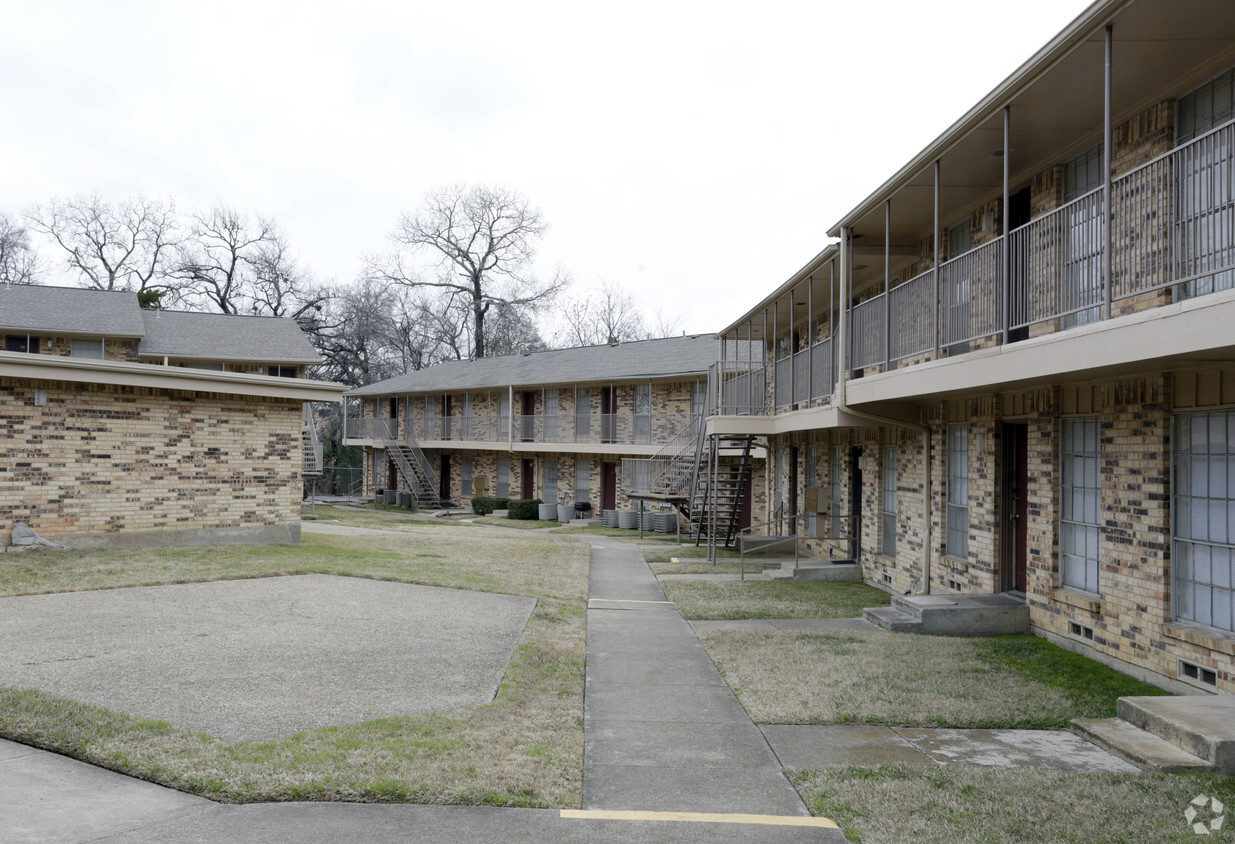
[425,395,437,439]
[575,387,591,439]
[462,393,474,438]
[1173,412,1235,633]
[1061,418,1101,593]
[946,426,969,559]
[634,384,652,441]
[268,365,298,377]
[830,447,844,539]
[945,221,972,355]
[188,361,225,371]
[5,335,39,354]
[545,458,558,503]
[544,389,558,440]
[574,459,590,505]
[691,380,707,438]
[461,456,473,490]
[882,446,898,555]
[1177,67,1235,300]
[498,394,510,438]
[1062,143,1104,327]
[496,455,510,498]
[70,338,104,359]
[373,449,384,489]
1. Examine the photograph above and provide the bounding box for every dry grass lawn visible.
[793,764,1235,843]
[698,628,1165,728]
[662,580,889,620]
[0,527,588,807]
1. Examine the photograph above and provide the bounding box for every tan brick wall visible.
[0,377,301,545]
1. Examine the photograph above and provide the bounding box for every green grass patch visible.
[547,526,677,540]
[698,628,1167,728]
[0,528,589,806]
[792,764,1235,843]
[640,545,742,563]
[661,580,889,620]
[472,518,561,530]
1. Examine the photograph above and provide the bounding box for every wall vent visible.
[1179,659,1218,688]
[1069,621,1095,641]
[946,578,963,591]
[882,573,893,585]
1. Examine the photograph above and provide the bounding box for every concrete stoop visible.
[765,559,863,582]
[862,593,1030,636]
[1072,694,1235,774]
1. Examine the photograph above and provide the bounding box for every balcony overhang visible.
[846,289,1235,406]
[345,438,666,457]
[707,403,871,437]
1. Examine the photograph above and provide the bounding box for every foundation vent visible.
[882,573,893,585]
[1070,621,1095,641]
[946,578,963,591]
[1179,659,1218,689]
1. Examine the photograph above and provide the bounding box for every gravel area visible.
[0,574,537,741]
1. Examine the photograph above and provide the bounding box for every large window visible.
[496,455,509,498]
[498,394,510,438]
[830,447,844,539]
[1061,418,1101,594]
[462,393,474,438]
[1062,143,1104,327]
[1174,412,1235,633]
[544,389,558,440]
[634,384,651,441]
[1177,66,1235,300]
[882,446,898,555]
[575,387,591,439]
[425,395,437,439]
[574,459,590,505]
[544,458,558,504]
[946,426,970,559]
[70,338,104,359]
[461,456,473,491]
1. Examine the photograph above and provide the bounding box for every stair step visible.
[1116,695,1235,773]
[886,593,1030,636]
[863,606,921,632]
[1071,717,1214,773]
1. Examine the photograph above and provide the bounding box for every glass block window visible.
[1060,418,1102,594]
[946,426,970,559]
[496,455,509,498]
[882,446,898,555]
[1173,412,1235,633]
[574,459,590,505]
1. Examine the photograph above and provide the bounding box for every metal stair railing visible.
[301,404,323,477]
[383,435,439,505]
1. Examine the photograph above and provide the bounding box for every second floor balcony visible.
[346,411,699,449]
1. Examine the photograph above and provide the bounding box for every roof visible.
[347,334,719,397]
[0,284,146,337]
[137,309,321,364]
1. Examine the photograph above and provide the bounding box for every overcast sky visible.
[2,0,1096,339]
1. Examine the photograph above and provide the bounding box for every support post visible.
[884,199,892,368]
[1002,105,1011,344]
[933,159,941,357]
[1103,23,1114,320]
[807,274,814,401]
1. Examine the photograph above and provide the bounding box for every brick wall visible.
[0,377,301,545]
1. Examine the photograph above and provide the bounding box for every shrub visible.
[507,499,543,520]
[471,496,509,516]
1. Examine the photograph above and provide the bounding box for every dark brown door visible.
[522,459,535,499]
[788,447,799,524]
[602,462,617,510]
[387,457,397,491]
[601,387,617,443]
[1001,423,1030,592]
[738,470,753,532]
[522,392,536,442]
[439,454,451,502]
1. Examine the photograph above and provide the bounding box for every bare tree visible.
[371,184,570,358]
[556,280,684,346]
[28,194,181,295]
[0,212,40,285]
[312,279,401,387]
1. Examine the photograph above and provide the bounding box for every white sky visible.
[1,0,1096,338]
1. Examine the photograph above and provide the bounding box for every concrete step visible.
[863,606,922,633]
[774,560,863,582]
[1071,717,1214,773]
[886,593,1030,636]
[1117,695,1235,774]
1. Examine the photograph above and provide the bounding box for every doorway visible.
[387,456,398,491]
[1000,423,1029,592]
[849,446,863,558]
[522,459,535,500]
[1008,186,1032,343]
[439,454,451,502]
[602,462,617,510]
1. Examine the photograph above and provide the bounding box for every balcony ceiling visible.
[843,0,1235,292]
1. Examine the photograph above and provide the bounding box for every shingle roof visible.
[347,334,719,397]
[0,285,146,337]
[137,310,320,364]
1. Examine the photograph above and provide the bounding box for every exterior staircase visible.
[382,436,440,508]
[863,593,1030,636]
[1072,694,1235,774]
[302,404,323,477]
[689,434,755,549]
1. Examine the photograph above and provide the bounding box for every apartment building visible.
[0,284,343,547]
[341,334,757,524]
[699,0,1235,694]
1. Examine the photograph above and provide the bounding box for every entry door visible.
[601,387,617,443]
[738,471,753,532]
[439,454,451,502]
[849,447,863,557]
[1000,423,1030,592]
[602,462,617,510]
[521,459,535,500]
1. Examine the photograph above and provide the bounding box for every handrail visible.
[736,511,860,580]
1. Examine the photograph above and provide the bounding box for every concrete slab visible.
[586,720,783,769]
[691,618,880,634]
[0,575,536,741]
[1118,694,1235,772]
[583,765,811,817]
[896,728,1140,773]
[586,649,729,687]
[0,738,213,842]
[1072,717,1214,773]
[762,725,934,769]
[585,681,752,724]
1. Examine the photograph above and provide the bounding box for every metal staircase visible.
[382,435,440,508]
[302,405,323,477]
[688,433,755,550]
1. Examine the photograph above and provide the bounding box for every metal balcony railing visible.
[345,417,397,439]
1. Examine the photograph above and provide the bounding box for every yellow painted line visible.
[560,809,838,828]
